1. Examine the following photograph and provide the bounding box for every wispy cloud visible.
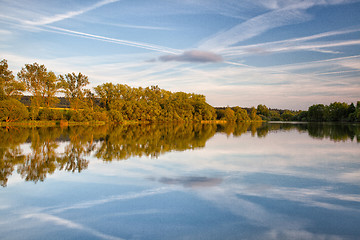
[23,0,120,26]
[199,0,360,51]
[199,8,311,50]
[220,28,360,57]
[95,21,174,31]
[44,26,181,54]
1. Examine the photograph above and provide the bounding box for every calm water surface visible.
[0,123,359,240]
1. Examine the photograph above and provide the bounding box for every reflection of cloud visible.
[228,183,360,212]
[159,50,223,63]
[264,229,344,240]
[23,213,124,240]
[197,186,348,240]
[153,176,223,188]
[50,187,171,213]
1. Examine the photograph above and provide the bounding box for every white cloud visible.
[44,26,181,54]
[199,0,360,51]
[23,0,120,26]
[200,8,311,50]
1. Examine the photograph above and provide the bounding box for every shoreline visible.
[0,119,265,127]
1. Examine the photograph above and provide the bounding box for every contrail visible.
[45,25,181,54]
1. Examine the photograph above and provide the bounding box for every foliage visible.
[257,104,270,118]
[2,59,359,124]
[224,107,236,122]
[0,99,29,122]
[18,62,60,108]
[0,59,25,100]
[233,106,250,122]
[59,72,89,110]
[94,83,217,122]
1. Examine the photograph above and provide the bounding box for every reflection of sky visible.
[1,129,360,239]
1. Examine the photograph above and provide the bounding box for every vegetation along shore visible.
[1,59,359,125]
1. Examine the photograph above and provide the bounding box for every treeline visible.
[255,102,360,122]
[1,59,358,123]
[1,59,263,123]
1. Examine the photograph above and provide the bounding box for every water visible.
[0,123,359,240]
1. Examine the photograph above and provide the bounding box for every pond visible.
[0,122,359,239]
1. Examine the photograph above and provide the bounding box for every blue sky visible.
[1,0,360,109]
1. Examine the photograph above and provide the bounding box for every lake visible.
[0,122,359,240]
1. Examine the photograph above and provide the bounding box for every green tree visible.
[59,72,89,110]
[270,110,281,121]
[308,104,326,122]
[328,102,349,122]
[0,98,29,122]
[257,104,270,118]
[224,107,236,122]
[18,63,59,119]
[94,82,117,111]
[0,59,25,100]
[233,106,250,122]
[281,110,295,121]
[43,71,60,108]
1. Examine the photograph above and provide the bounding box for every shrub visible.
[71,110,86,122]
[0,98,29,122]
[93,111,108,122]
[38,108,53,120]
[108,109,123,123]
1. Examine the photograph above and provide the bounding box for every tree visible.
[233,106,250,122]
[18,63,60,119]
[43,71,60,107]
[308,104,326,122]
[224,107,236,122]
[270,110,281,121]
[0,99,29,122]
[59,72,89,110]
[257,104,270,118]
[281,110,295,121]
[18,63,55,106]
[328,102,349,122]
[0,59,25,100]
[94,82,117,111]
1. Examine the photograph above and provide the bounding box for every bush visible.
[108,109,123,123]
[93,111,108,122]
[71,110,86,122]
[0,98,29,122]
[38,108,53,120]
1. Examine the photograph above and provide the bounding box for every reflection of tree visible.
[217,122,360,142]
[56,126,99,172]
[217,122,263,137]
[95,123,217,161]
[307,123,360,142]
[1,122,358,187]
[0,128,28,186]
[17,128,61,183]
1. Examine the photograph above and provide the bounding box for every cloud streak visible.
[200,8,311,50]
[44,26,181,54]
[23,0,120,26]
[220,28,360,57]
[199,0,359,51]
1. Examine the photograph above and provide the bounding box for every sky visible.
[0,0,360,110]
